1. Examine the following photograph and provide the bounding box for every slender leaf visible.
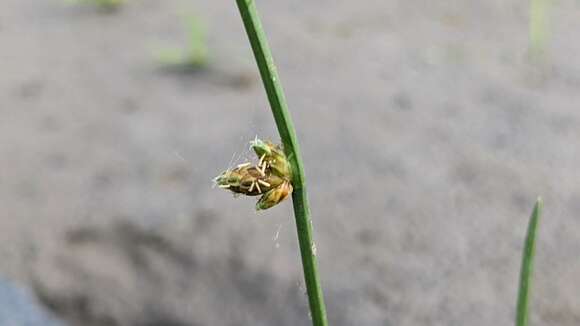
[516,197,543,326]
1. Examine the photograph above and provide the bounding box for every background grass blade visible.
[516,197,543,326]
[529,0,551,60]
[234,1,329,325]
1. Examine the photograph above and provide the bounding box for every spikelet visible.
[256,181,293,210]
[250,137,292,180]
[214,164,285,196]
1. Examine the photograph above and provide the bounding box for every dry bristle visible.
[258,179,270,187]
[218,184,230,189]
[257,164,266,176]
[259,154,266,166]
[248,181,255,193]
[237,162,251,169]
[255,181,262,193]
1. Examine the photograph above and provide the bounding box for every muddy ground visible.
[1,0,580,325]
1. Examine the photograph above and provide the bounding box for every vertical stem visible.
[516,197,543,326]
[235,1,328,325]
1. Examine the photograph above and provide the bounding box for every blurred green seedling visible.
[64,0,123,11]
[528,0,551,61]
[153,14,209,71]
[515,198,543,326]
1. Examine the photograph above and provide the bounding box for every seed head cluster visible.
[214,137,293,210]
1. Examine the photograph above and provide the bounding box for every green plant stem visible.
[235,1,328,325]
[516,197,543,326]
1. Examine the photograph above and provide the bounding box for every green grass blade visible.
[234,1,328,325]
[516,197,543,326]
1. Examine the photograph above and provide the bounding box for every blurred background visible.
[1,0,579,325]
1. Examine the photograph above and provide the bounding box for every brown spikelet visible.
[256,181,293,210]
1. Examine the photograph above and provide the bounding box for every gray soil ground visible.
[1,0,580,325]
